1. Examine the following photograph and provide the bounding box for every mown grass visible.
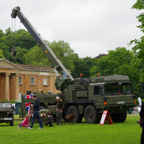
[0,116,141,144]
[14,114,22,120]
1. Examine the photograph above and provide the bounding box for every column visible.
[24,75,29,95]
[50,76,54,93]
[15,74,19,100]
[5,73,10,101]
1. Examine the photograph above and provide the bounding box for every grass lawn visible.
[0,116,141,144]
[14,114,22,120]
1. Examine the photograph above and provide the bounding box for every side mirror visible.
[99,85,103,96]
[99,85,103,89]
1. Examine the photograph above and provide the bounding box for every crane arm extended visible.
[11,6,74,81]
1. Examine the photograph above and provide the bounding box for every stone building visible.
[0,58,59,101]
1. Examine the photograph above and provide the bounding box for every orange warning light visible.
[80,74,83,77]
[104,102,107,105]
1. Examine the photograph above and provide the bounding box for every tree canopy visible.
[72,56,97,78]
[129,0,144,82]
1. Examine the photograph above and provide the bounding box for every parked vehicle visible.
[0,102,14,126]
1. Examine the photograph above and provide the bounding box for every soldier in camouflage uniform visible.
[56,96,64,125]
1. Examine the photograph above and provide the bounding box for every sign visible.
[99,110,113,125]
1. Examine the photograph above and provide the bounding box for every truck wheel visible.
[67,105,80,123]
[119,112,127,122]
[84,105,97,123]
[111,112,127,123]
[10,117,14,126]
[49,115,54,127]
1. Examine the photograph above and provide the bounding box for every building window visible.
[43,78,47,86]
[31,78,35,85]
[19,77,22,85]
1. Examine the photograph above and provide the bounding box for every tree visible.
[49,40,76,70]
[129,0,144,82]
[0,42,11,61]
[132,0,144,32]
[0,29,12,60]
[24,40,76,68]
[24,45,50,66]
[73,56,98,78]
[12,47,28,64]
[16,29,37,49]
[0,28,39,63]
[0,49,5,59]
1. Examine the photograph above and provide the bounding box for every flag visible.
[25,95,33,115]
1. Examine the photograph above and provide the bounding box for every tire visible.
[67,105,80,123]
[111,112,127,123]
[49,115,54,127]
[10,117,14,126]
[40,105,45,110]
[84,105,98,123]
[53,115,56,122]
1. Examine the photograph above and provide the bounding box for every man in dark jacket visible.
[27,95,43,129]
[140,101,144,144]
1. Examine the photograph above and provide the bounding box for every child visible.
[18,115,30,129]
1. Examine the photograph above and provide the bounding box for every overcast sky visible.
[0,0,143,58]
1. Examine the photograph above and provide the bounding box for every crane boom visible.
[11,6,74,81]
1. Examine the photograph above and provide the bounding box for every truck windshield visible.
[0,103,11,107]
[105,82,132,95]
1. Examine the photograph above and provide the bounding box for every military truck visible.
[11,7,136,123]
[0,102,14,126]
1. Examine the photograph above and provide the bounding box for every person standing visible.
[56,96,64,125]
[140,101,144,144]
[27,95,43,129]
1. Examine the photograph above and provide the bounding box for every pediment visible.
[0,58,21,69]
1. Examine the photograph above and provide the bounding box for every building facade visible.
[0,58,59,101]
